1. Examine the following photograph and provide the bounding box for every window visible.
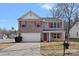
[53,22,56,28]
[77,32,78,36]
[50,23,53,28]
[21,21,27,28]
[51,33,61,39]
[57,33,61,38]
[50,22,57,28]
[43,22,47,28]
[53,33,56,38]
[37,24,40,27]
[36,22,40,28]
[22,24,26,27]
[51,33,56,38]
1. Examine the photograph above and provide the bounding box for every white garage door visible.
[21,33,41,42]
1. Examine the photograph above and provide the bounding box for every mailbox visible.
[63,41,69,49]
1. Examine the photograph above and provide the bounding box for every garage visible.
[21,33,41,42]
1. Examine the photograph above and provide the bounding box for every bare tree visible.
[73,11,79,23]
[58,3,79,42]
[50,3,79,42]
[51,3,79,43]
[50,5,64,19]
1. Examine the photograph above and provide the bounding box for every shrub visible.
[15,36,22,42]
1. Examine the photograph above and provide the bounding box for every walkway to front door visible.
[0,43,42,56]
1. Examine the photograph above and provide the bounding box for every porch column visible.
[62,32,65,40]
[49,32,51,42]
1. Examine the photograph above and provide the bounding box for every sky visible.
[0,3,55,30]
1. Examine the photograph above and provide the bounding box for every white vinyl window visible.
[50,22,57,28]
[77,32,78,36]
[36,21,40,28]
[51,33,61,39]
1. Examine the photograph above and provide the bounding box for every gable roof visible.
[18,10,63,22]
[70,20,79,30]
[18,10,42,20]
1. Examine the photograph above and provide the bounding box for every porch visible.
[42,31,65,42]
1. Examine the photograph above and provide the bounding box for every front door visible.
[43,33,48,42]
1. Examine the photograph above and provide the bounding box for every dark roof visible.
[42,17,62,21]
[43,28,64,31]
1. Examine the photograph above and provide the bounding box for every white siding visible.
[21,33,41,42]
[69,22,79,38]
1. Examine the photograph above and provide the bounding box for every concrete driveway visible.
[0,43,42,56]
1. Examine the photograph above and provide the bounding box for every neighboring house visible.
[18,10,65,42]
[0,34,3,39]
[69,21,79,38]
[0,31,3,39]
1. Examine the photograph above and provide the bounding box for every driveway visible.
[0,43,42,56]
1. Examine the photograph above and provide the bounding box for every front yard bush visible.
[15,36,22,42]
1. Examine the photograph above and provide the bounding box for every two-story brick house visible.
[18,11,65,42]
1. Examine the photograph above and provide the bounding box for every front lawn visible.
[40,42,79,56]
[0,43,14,50]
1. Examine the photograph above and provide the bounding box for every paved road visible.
[0,43,42,56]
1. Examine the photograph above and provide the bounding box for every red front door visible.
[43,33,48,42]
